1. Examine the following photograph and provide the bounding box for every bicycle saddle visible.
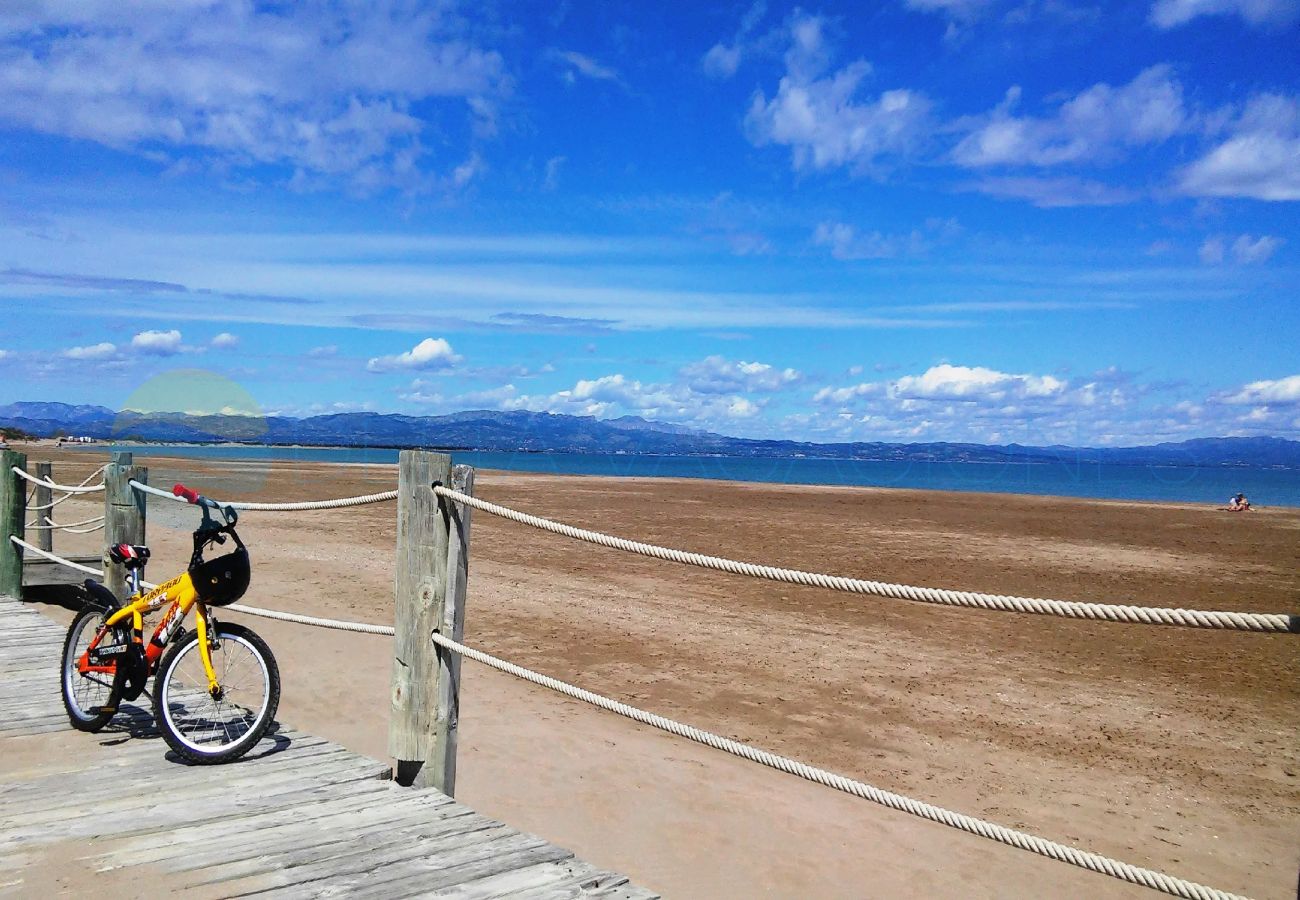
[109,543,150,570]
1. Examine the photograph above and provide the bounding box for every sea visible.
[75,444,1300,508]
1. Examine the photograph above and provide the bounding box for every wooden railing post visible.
[103,452,147,598]
[426,463,473,795]
[390,450,453,789]
[0,449,27,597]
[34,462,52,553]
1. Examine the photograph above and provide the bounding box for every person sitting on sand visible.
[1229,493,1251,512]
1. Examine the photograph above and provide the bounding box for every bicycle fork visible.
[193,605,224,700]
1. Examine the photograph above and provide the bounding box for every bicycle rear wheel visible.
[61,607,125,732]
[153,622,280,764]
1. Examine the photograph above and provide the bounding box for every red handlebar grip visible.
[173,484,200,504]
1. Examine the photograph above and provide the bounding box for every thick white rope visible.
[11,466,106,494]
[430,631,1248,900]
[434,487,1297,635]
[8,536,103,577]
[24,514,106,530]
[0,540,1255,898]
[22,465,109,510]
[128,479,398,512]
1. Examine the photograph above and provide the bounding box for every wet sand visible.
[12,446,1300,898]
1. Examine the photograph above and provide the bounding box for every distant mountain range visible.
[2,401,1298,468]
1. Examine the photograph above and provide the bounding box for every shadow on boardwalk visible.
[0,595,656,899]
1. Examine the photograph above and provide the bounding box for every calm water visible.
[77,444,1300,507]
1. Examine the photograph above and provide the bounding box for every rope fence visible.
[4,460,1289,900]
[11,466,107,494]
[433,486,1297,634]
[0,535,1255,899]
[128,479,398,512]
[22,465,108,511]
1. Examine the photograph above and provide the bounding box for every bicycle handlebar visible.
[172,483,202,505]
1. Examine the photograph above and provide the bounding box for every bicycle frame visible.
[78,572,221,695]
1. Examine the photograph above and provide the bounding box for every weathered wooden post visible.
[0,449,27,597]
[103,452,147,598]
[429,463,473,794]
[389,450,474,794]
[34,462,53,553]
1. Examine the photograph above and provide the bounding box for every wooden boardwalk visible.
[0,596,658,899]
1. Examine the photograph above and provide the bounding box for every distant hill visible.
[1,401,1297,468]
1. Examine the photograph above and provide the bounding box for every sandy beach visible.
[10,445,1300,899]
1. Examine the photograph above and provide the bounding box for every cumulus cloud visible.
[210,332,239,349]
[1215,374,1300,405]
[63,342,118,360]
[0,3,505,192]
[744,13,932,174]
[893,364,1066,400]
[1149,0,1300,28]
[952,67,1186,168]
[131,329,183,356]
[366,337,462,373]
[1178,93,1300,201]
[678,356,802,393]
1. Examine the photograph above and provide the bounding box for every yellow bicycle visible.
[59,483,280,764]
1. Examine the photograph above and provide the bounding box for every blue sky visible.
[1,0,1297,446]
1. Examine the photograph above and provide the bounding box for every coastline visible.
[48,439,1300,508]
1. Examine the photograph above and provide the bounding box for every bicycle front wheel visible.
[153,622,280,764]
[61,607,125,732]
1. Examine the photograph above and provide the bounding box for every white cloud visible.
[1231,234,1284,263]
[953,67,1186,168]
[0,3,504,191]
[542,155,566,192]
[1150,0,1300,28]
[1199,236,1226,264]
[967,176,1138,207]
[813,222,928,259]
[1216,375,1300,405]
[679,356,802,394]
[894,364,1066,400]
[701,1,767,79]
[63,342,117,360]
[551,50,622,85]
[210,332,239,349]
[131,329,183,356]
[307,345,339,358]
[904,0,995,21]
[1178,94,1300,201]
[0,350,8,360]
[702,43,743,79]
[367,337,462,373]
[744,13,932,174]
[1200,233,1284,264]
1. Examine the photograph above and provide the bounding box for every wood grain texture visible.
[0,449,26,597]
[32,462,51,553]
[102,451,146,600]
[389,450,452,776]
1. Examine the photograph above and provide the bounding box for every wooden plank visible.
[102,451,145,599]
[0,449,27,597]
[0,579,655,900]
[390,449,452,786]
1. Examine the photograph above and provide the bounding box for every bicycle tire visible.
[60,607,125,732]
[152,622,280,764]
